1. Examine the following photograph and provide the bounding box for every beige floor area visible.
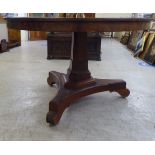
[0,38,155,140]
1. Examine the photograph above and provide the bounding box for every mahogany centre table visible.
[6,17,151,125]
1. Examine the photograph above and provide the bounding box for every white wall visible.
[0,23,8,41]
[18,13,28,42]
[96,13,132,18]
[20,30,29,42]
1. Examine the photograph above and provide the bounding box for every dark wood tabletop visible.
[6,17,151,32]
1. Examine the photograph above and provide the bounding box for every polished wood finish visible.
[0,16,21,47]
[29,31,47,41]
[6,17,151,125]
[47,32,101,60]
[84,13,95,18]
[28,13,48,40]
[8,28,21,45]
[7,18,150,32]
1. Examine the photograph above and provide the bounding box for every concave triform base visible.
[46,71,130,125]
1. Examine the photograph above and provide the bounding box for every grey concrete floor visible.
[0,39,155,140]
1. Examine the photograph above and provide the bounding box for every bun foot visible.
[116,88,130,98]
[47,76,55,86]
[46,111,61,125]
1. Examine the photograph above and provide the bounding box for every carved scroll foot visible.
[46,88,75,125]
[47,76,55,86]
[46,111,58,125]
[116,88,130,98]
[47,71,66,86]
